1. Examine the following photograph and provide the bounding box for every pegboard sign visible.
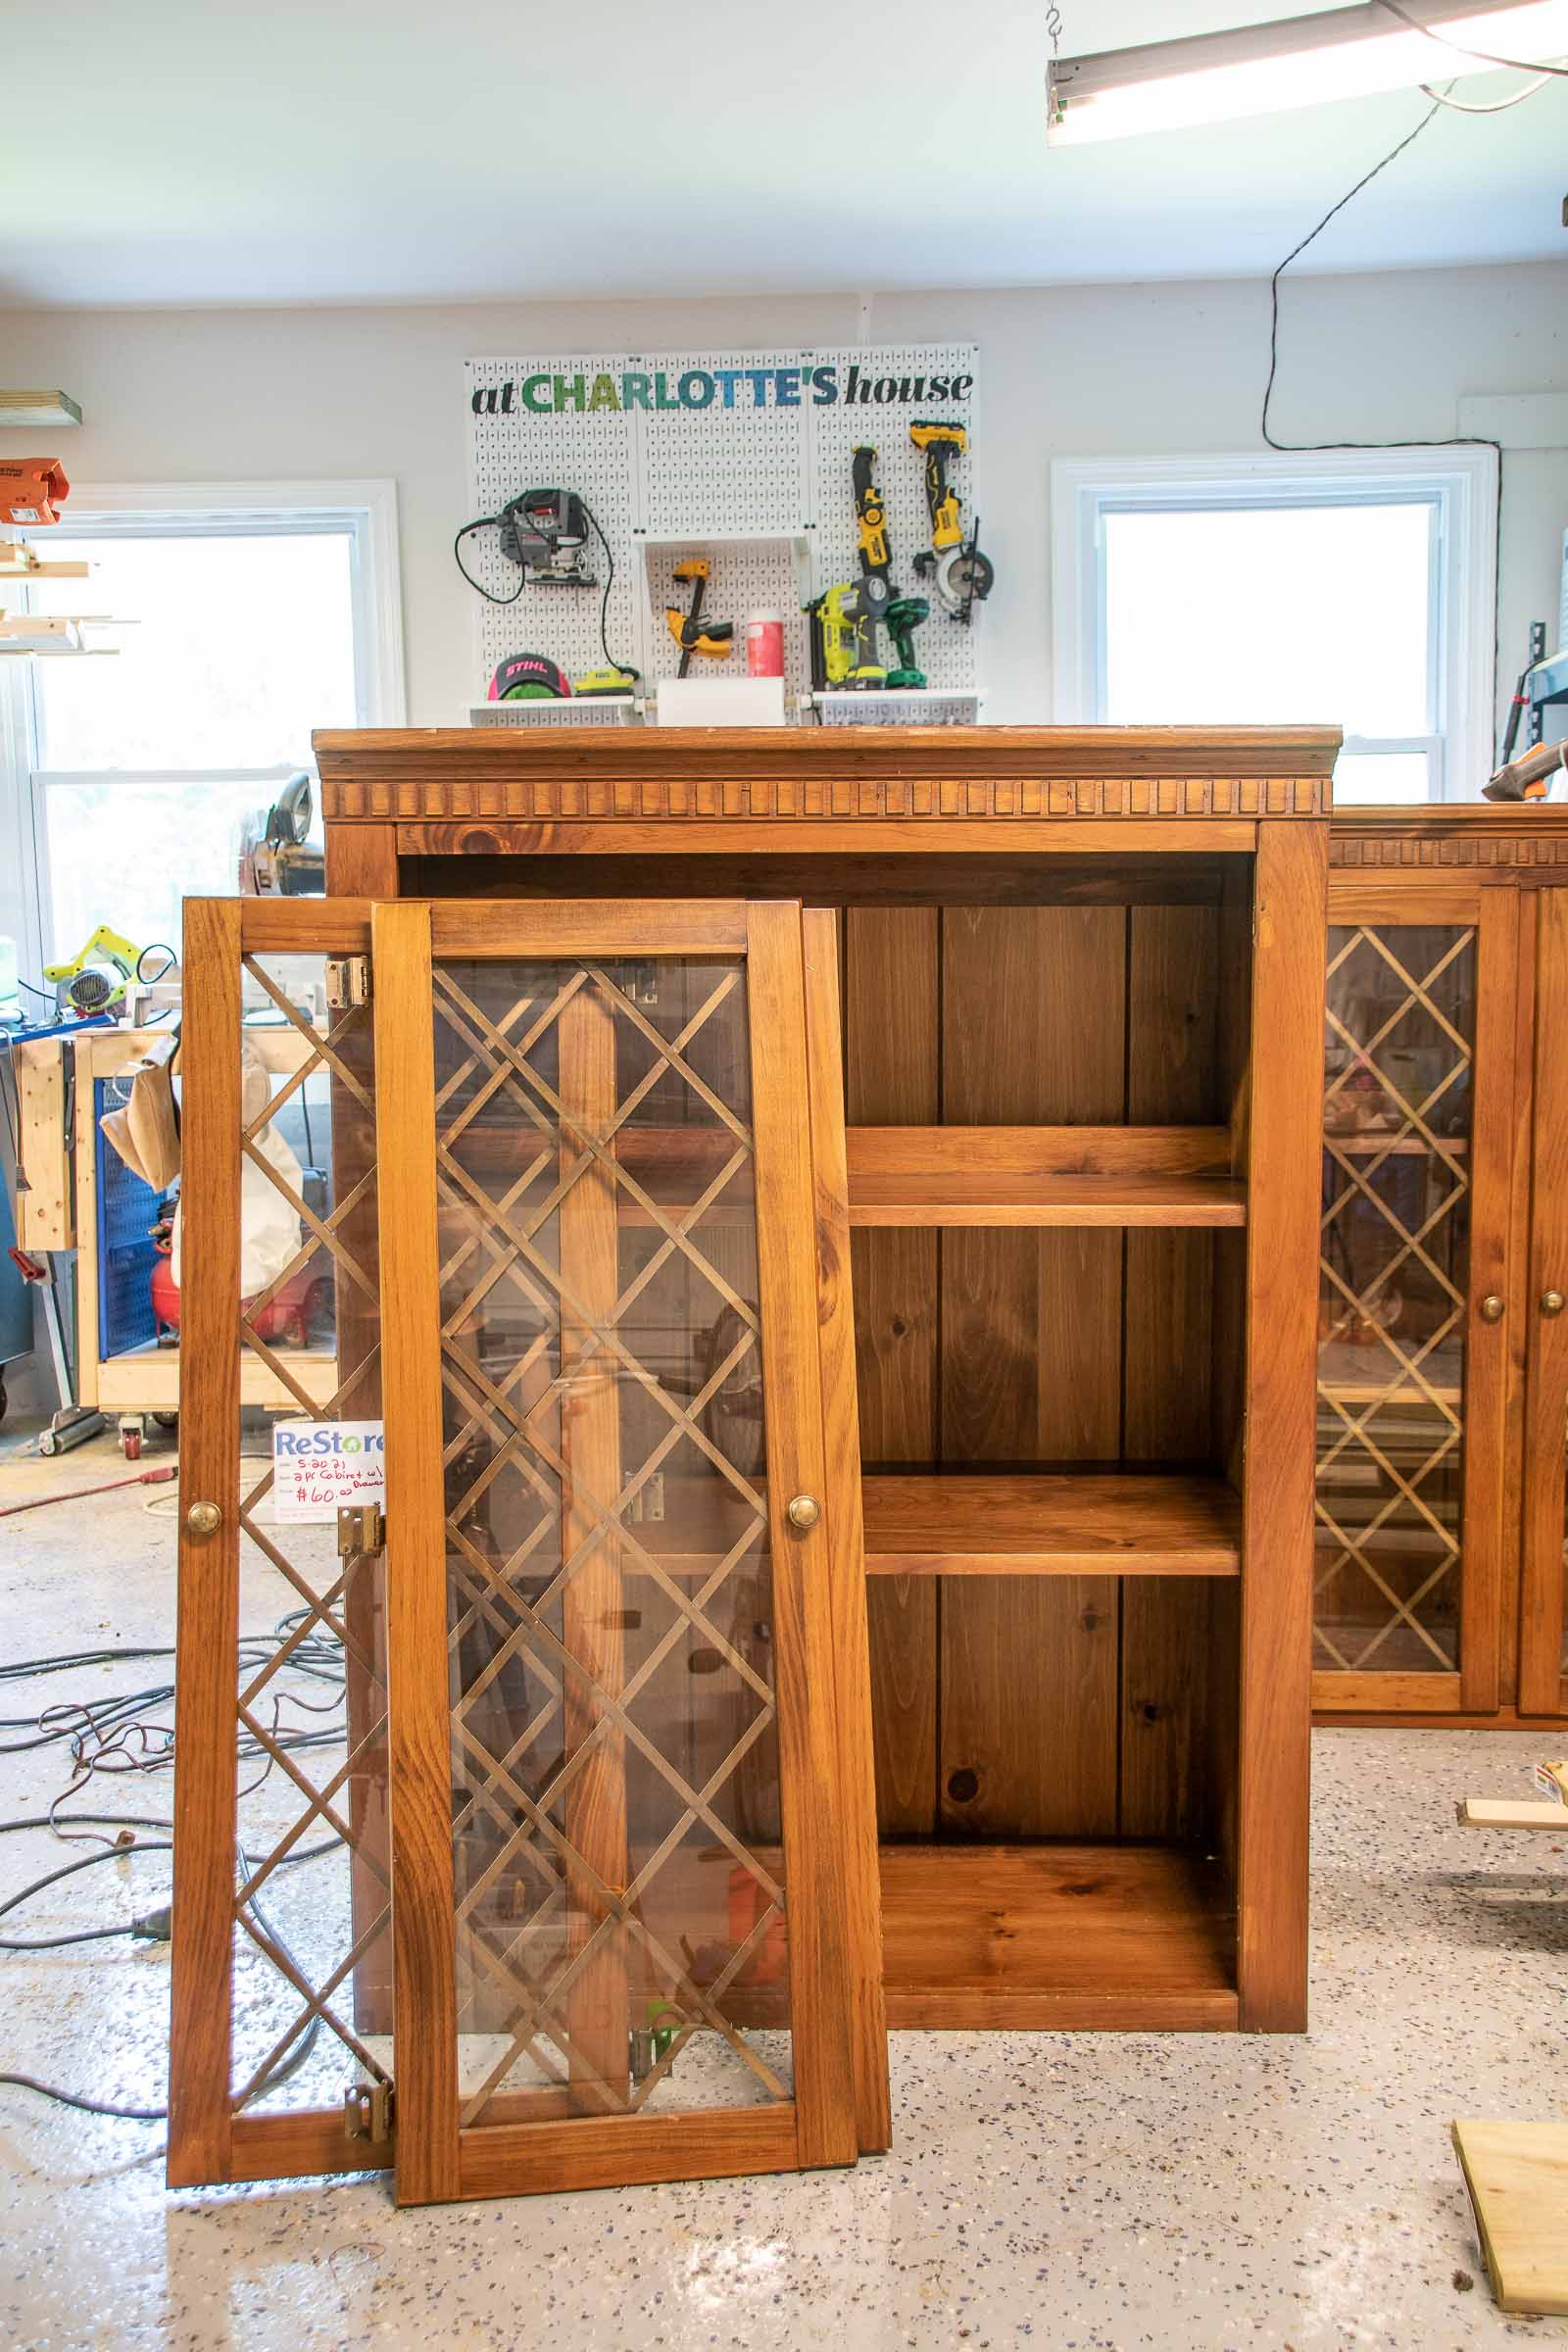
[463,347,980,718]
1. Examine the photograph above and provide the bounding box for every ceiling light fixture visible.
[1045,0,1568,142]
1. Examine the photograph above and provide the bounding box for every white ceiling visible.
[6,0,1566,308]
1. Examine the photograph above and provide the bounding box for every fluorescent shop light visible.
[1046,1,1568,141]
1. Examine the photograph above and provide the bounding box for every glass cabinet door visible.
[1314,886,1516,1713]
[371,899,877,2205]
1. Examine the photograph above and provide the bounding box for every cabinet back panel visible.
[845,900,1232,1844]
[847,909,941,1834]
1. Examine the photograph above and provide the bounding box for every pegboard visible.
[466,356,642,696]
[638,351,809,539]
[804,345,979,701]
[640,537,812,708]
[464,345,980,718]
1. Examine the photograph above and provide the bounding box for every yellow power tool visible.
[663,558,734,679]
[805,578,890,691]
[44,922,142,1016]
[910,420,995,621]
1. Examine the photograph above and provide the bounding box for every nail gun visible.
[805,578,890,692]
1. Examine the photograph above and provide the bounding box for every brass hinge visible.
[337,1501,385,1556]
[325,954,371,1009]
[344,2078,394,2144]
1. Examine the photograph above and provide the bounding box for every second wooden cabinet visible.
[1315,810,1568,1723]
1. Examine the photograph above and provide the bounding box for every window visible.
[1051,451,1497,804]
[8,483,403,967]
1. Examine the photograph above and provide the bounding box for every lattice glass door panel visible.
[230,950,393,2114]
[430,948,790,2129]
[1317,924,1476,1675]
[171,906,396,2190]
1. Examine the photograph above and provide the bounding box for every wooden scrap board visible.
[1452,2120,1568,2317]
[1457,1798,1568,1832]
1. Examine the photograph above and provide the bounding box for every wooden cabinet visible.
[317,724,1332,2059]
[171,726,1336,2201]
[1320,810,1568,1724]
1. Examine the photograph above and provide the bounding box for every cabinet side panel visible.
[938,907,1124,1838]
[846,909,940,1836]
[1238,824,1327,2032]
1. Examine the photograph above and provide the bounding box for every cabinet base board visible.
[886,1986,1240,2031]
[876,1839,1240,2032]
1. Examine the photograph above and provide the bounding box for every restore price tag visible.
[271,1420,386,1524]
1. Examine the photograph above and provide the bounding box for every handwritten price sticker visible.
[271,1420,387,1525]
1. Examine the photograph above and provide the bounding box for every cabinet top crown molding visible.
[314,722,1339,826]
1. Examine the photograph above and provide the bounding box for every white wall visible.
[1,261,1565,758]
[1,262,1563,1418]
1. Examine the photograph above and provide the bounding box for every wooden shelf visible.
[627,1471,1243,1578]
[879,1843,1237,2031]
[847,1125,1245,1227]
[862,1471,1242,1577]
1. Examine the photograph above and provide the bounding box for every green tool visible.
[885,595,929,690]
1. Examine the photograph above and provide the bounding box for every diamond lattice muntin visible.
[430,955,790,2126]
[225,959,393,2114]
[1315,926,1476,1675]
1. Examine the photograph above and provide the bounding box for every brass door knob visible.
[786,1494,821,1532]
[1544,1290,1566,1318]
[185,1500,222,1536]
[1479,1295,1505,1323]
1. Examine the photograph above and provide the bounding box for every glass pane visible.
[1316,925,1476,1675]
[431,954,788,2126]
[222,953,393,2116]
[1103,502,1433,738]
[1333,753,1432,806]
[43,777,290,962]
[31,532,357,768]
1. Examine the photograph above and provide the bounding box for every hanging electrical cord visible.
[456,494,637,679]
[0,1613,347,1820]
[582,500,636,682]
[1415,72,1557,108]
[0,1838,172,1951]
[1257,82,1514,759]
[0,1464,177,1520]
[0,1790,350,2119]
[453,514,525,605]
[1262,89,1457,449]
[1374,0,1568,75]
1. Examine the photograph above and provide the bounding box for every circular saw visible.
[909,420,995,622]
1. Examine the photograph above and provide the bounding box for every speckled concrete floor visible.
[4,1421,1568,2350]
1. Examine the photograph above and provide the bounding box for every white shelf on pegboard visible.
[637,531,813,611]
[803,686,986,727]
[468,699,644,727]
[636,530,812,549]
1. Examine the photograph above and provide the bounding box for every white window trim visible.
[1049,448,1497,803]
[32,478,406,728]
[3,480,405,970]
